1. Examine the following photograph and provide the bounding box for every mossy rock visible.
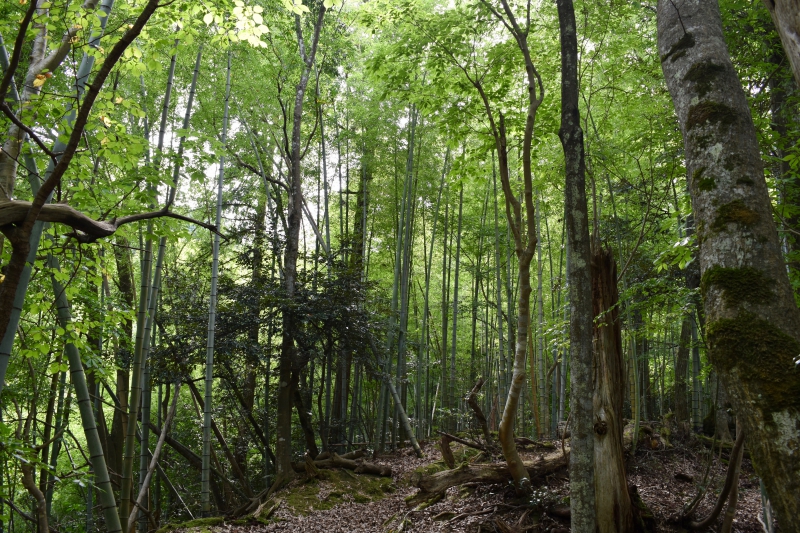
[451,443,483,464]
[281,469,397,515]
[154,517,225,533]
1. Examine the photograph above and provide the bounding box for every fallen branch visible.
[437,431,487,453]
[315,448,367,461]
[407,448,568,507]
[0,201,224,243]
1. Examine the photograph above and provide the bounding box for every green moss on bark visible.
[711,199,760,231]
[683,61,726,97]
[661,32,695,63]
[692,167,715,192]
[701,266,773,305]
[707,312,800,413]
[687,101,737,131]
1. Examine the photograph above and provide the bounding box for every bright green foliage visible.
[0,0,797,529]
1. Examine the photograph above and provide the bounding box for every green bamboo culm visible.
[202,49,232,516]
[120,44,203,530]
[49,254,123,533]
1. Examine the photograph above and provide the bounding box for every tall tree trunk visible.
[275,5,327,480]
[591,248,634,533]
[201,50,231,516]
[557,0,595,529]
[658,1,800,528]
[50,257,122,532]
[450,184,464,432]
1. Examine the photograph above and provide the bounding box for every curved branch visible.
[0,201,223,243]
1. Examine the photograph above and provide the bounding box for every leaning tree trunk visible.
[557,0,595,530]
[658,1,800,529]
[591,248,633,533]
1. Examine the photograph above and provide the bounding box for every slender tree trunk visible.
[127,381,180,533]
[658,1,800,527]
[491,159,506,413]
[557,0,596,529]
[674,316,691,436]
[201,50,231,515]
[50,257,122,532]
[275,6,327,480]
[450,184,464,432]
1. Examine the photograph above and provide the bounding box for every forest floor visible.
[165,432,769,533]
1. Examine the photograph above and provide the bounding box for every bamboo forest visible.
[0,0,799,531]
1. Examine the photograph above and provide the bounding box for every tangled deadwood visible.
[407,448,569,507]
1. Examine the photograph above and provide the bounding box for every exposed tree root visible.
[291,450,391,477]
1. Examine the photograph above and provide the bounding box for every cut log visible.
[407,448,568,506]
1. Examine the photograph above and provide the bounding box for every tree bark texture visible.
[762,0,800,89]
[591,248,633,533]
[557,0,596,530]
[658,1,800,528]
[673,316,691,436]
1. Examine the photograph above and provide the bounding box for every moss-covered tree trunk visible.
[658,1,800,528]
